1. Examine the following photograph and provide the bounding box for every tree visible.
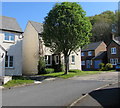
[42,2,92,74]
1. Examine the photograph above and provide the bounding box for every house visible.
[107,36,120,67]
[23,21,81,75]
[81,41,107,70]
[0,16,23,78]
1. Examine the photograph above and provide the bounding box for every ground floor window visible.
[71,55,75,64]
[110,58,118,65]
[81,61,85,65]
[55,55,59,64]
[45,55,52,65]
[5,55,14,68]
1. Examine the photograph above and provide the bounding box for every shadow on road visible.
[89,87,120,107]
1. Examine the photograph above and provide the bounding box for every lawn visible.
[41,69,104,79]
[3,76,34,88]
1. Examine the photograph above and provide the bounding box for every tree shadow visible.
[89,87,120,107]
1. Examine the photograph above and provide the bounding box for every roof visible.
[0,16,23,33]
[29,21,43,34]
[93,51,107,60]
[82,41,103,51]
[0,45,6,52]
[114,37,120,45]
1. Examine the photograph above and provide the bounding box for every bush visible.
[99,63,105,69]
[45,68,54,74]
[38,57,46,74]
[105,63,113,70]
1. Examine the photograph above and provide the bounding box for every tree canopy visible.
[89,10,119,44]
[43,2,92,74]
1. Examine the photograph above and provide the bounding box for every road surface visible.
[2,72,118,106]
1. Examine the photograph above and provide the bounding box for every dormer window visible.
[111,47,116,54]
[88,51,92,56]
[4,32,15,42]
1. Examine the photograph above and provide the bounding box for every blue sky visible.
[1,2,118,31]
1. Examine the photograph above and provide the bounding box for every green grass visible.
[3,76,34,88]
[41,69,103,79]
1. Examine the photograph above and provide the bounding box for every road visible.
[2,72,118,106]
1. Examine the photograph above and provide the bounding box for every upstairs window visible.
[4,32,15,42]
[88,51,92,56]
[5,55,14,68]
[111,47,116,54]
[81,52,84,56]
[45,55,52,65]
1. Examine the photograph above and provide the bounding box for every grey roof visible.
[0,45,6,52]
[82,41,103,51]
[0,16,22,33]
[93,51,107,60]
[29,21,43,34]
[114,37,120,45]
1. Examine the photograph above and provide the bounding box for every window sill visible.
[71,62,75,65]
[111,53,116,55]
[3,40,15,44]
[5,67,14,69]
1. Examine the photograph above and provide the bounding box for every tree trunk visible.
[64,54,69,74]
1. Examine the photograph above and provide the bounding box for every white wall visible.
[0,30,22,76]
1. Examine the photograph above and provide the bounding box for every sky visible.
[1,2,118,31]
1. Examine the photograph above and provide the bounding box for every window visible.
[5,55,14,68]
[4,32,15,42]
[71,55,75,63]
[45,55,52,65]
[88,51,92,56]
[55,55,59,64]
[81,61,85,65]
[111,47,116,54]
[81,52,84,56]
[110,58,118,65]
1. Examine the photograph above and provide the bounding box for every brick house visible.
[107,36,120,67]
[81,41,107,70]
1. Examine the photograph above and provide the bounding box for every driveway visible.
[2,71,118,106]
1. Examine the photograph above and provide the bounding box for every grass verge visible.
[41,69,105,79]
[3,76,34,88]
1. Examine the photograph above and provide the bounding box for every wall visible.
[0,30,22,76]
[22,22,39,75]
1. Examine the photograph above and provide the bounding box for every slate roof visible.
[29,21,43,34]
[114,37,120,45]
[0,16,22,33]
[82,41,103,51]
[93,51,107,60]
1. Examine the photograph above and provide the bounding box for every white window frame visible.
[4,32,15,42]
[71,55,75,64]
[55,55,59,64]
[110,58,118,65]
[88,51,92,56]
[81,61,85,65]
[5,55,14,68]
[81,52,84,56]
[45,55,52,65]
[111,47,116,54]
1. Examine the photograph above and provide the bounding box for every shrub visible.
[38,57,46,74]
[45,68,54,74]
[105,63,113,70]
[99,63,105,69]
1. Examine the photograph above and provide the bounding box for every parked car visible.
[116,63,120,71]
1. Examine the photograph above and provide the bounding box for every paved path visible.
[2,72,119,106]
[74,82,120,107]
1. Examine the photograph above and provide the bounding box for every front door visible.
[86,60,91,68]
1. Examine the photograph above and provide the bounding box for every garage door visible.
[94,60,102,69]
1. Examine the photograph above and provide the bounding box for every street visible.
[2,72,118,106]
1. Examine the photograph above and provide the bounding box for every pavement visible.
[72,82,120,107]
